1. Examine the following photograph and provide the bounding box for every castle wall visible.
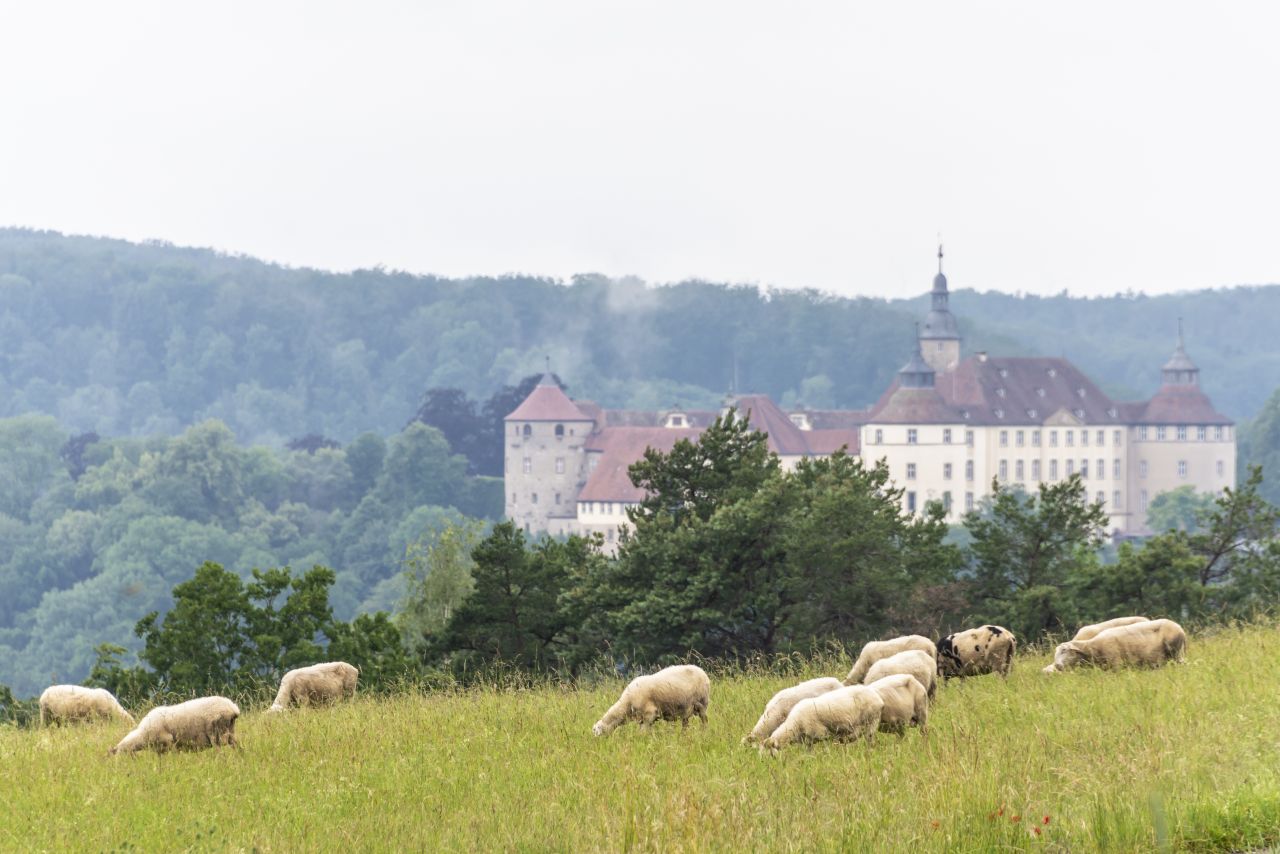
[503,418,592,534]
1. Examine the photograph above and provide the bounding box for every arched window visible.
[555,424,565,438]
[522,424,532,438]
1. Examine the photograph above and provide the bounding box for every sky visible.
[1,1,1278,299]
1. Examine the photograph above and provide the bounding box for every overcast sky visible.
[1,2,1277,298]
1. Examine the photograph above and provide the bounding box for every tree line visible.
[10,411,1270,716]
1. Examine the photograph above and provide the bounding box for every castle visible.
[504,253,1236,549]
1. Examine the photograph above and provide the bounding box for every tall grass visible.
[2,623,1279,852]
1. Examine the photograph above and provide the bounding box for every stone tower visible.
[919,245,961,372]
[503,373,595,533]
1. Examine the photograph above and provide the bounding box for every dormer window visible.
[994,408,1005,419]
[1027,408,1038,419]
[1047,368,1057,378]
[998,368,1008,378]
[1107,407,1117,418]
[1074,408,1085,419]
[1076,388,1086,398]
[1036,388,1046,398]
[788,413,812,431]
[996,387,1006,398]
[664,412,688,428]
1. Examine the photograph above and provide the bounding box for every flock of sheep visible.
[591,617,1188,754]
[33,617,1187,757]
[36,661,358,754]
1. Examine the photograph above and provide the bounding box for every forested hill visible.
[1,227,1277,448]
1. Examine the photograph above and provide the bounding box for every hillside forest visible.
[1,228,1279,698]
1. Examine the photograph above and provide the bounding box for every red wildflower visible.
[931,820,940,829]
[1011,815,1021,823]
[1032,827,1042,836]
[1042,816,1051,825]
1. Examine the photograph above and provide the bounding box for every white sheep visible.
[268,661,359,712]
[938,625,1017,678]
[1071,616,1150,643]
[742,677,843,745]
[843,635,937,686]
[109,696,240,755]
[761,685,884,754]
[1045,618,1187,673]
[865,673,929,736]
[592,664,710,736]
[38,685,134,727]
[863,649,938,699]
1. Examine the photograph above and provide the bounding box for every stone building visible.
[504,253,1235,548]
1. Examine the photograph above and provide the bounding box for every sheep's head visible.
[267,704,285,714]
[759,737,781,757]
[1041,662,1060,674]
[1052,641,1086,670]
[591,719,612,737]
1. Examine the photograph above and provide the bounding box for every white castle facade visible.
[504,256,1236,550]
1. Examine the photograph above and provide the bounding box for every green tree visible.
[398,521,483,654]
[1147,485,1216,534]
[964,475,1109,638]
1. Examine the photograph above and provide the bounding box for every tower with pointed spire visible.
[919,244,962,372]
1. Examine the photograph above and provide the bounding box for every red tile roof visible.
[1130,384,1232,425]
[732,394,811,456]
[578,427,702,502]
[505,382,592,422]
[804,428,861,455]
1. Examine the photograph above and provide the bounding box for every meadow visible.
[3,624,1279,853]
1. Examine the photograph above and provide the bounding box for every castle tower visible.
[919,245,962,372]
[504,372,595,534]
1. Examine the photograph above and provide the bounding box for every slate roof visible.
[1128,385,1233,425]
[932,356,1123,426]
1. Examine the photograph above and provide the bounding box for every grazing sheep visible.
[843,635,937,686]
[38,685,134,727]
[938,625,1017,679]
[742,677,843,745]
[1045,618,1187,673]
[1072,616,1150,643]
[865,673,929,736]
[268,661,359,712]
[863,649,938,699]
[761,685,884,754]
[592,664,710,736]
[109,696,240,755]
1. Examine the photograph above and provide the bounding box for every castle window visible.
[1015,460,1025,481]
[965,492,974,511]
[1139,460,1148,478]
[522,424,532,438]
[1096,491,1105,506]
[1081,460,1089,479]
[942,491,953,512]
[1050,460,1059,480]
[1032,430,1041,446]
[999,430,1008,447]
[874,429,883,444]
[943,463,953,480]
[1178,460,1188,478]
[907,429,918,444]
[1067,459,1075,476]
[1176,425,1187,441]
[965,430,974,446]
[1157,426,1167,441]
[555,457,565,474]
[608,528,615,542]
[555,492,561,505]
[1214,426,1224,440]
[1217,460,1225,476]
[1096,430,1105,446]
[1036,388,1046,398]
[1081,431,1089,447]
[906,492,917,512]
[1097,459,1104,480]
[532,493,538,504]
[998,460,1008,480]
[1140,489,1149,510]
[1114,430,1122,446]
[1113,491,1122,510]
[906,463,917,480]
[965,460,974,481]
[512,492,517,504]
[943,428,952,444]
[1016,430,1024,447]
[1113,459,1121,478]
[522,457,532,474]
[1197,426,1207,441]
[1139,426,1148,440]
[555,424,565,438]
[1066,431,1074,447]
[1050,430,1058,447]
[1032,460,1041,480]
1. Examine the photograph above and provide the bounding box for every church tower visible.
[919,245,961,372]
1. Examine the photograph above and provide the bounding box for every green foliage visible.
[398,521,484,654]
[1146,485,1216,534]
[963,475,1109,637]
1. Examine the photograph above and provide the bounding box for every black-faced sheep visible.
[592,664,710,736]
[38,685,134,727]
[109,696,240,755]
[1045,618,1186,673]
[268,661,359,712]
[862,649,937,699]
[865,673,929,736]
[1071,616,1150,643]
[843,635,937,686]
[761,685,884,754]
[938,625,1016,678]
[742,677,843,745]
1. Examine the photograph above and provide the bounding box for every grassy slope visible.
[3,625,1279,853]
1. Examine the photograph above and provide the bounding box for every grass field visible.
[3,624,1280,852]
